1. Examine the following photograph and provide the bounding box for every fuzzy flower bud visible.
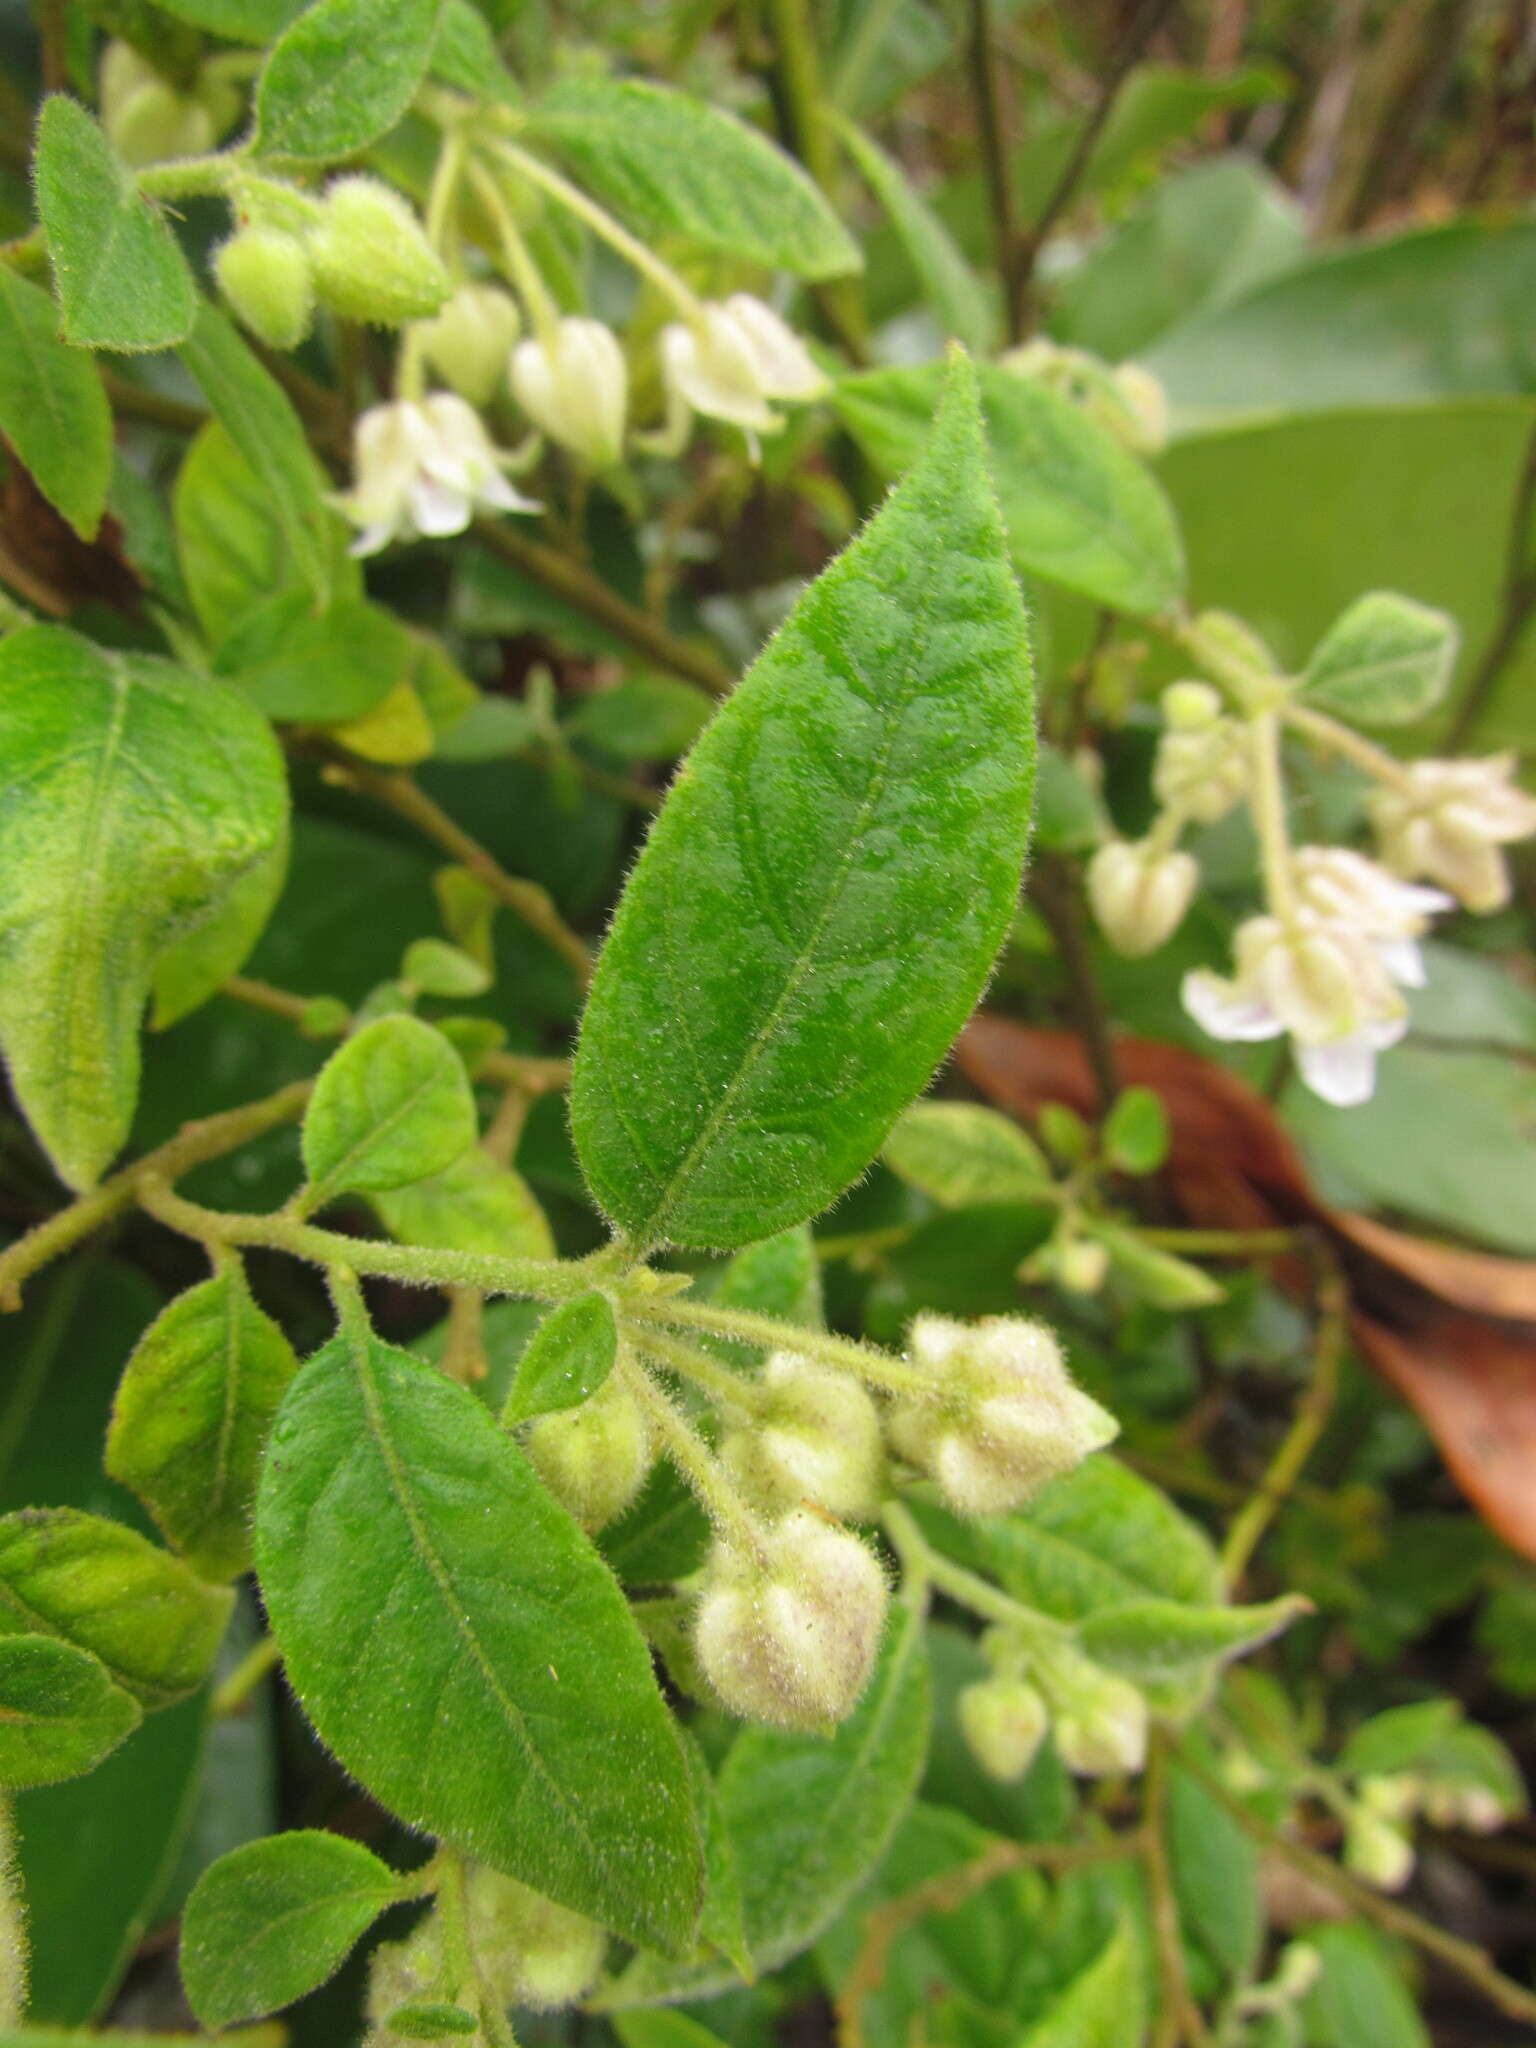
[1034,1646,1148,1776]
[1087,838,1199,956]
[1369,754,1536,914]
[416,282,522,406]
[1343,1806,1415,1891]
[886,1315,1117,1518]
[958,1674,1050,1783]
[509,317,628,469]
[340,394,539,556]
[694,1508,887,1730]
[308,177,451,326]
[464,1867,607,2010]
[723,1350,886,1520]
[100,40,217,167]
[660,294,827,438]
[525,1372,653,1532]
[1153,713,1249,824]
[215,223,315,352]
[1162,680,1223,731]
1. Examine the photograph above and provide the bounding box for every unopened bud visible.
[510,317,628,469]
[464,1866,606,2010]
[1359,1773,1418,1823]
[1052,1233,1110,1296]
[694,1508,887,1730]
[417,283,522,406]
[524,1371,652,1531]
[100,40,215,167]
[1161,680,1222,731]
[1343,1805,1414,1891]
[309,177,451,326]
[1087,838,1198,956]
[1153,720,1248,824]
[887,1315,1117,1518]
[215,223,315,351]
[1035,1648,1147,1776]
[958,1675,1050,1782]
[1271,1941,1321,2003]
[1417,1777,1509,1833]
[723,1351,885,1520]
[1111,363,1169,455]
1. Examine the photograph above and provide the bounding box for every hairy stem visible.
[624,1293,940,1399]
[624,1351,764,1553]
[1282,700,1417,793]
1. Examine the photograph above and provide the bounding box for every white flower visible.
[509,317,628,469]
[1087,838,1198,956]
[659,294,827,438]
[341,395,538,555]
[417,282,522,407]
[1183,912,1408,1107]
[1291,847,1451,989]
[1369,754,1536,914]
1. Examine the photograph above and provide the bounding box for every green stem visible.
[212,1633,283,1716]
[468,161,564,343]
[1248,711,1298,923]
[1282,699,1418,793]
[425,126,469,260]
[136,152,242,200]
[623,1353,764,1554]
[881,1502,1066,1649]
[0,1796,24,2023]
[623,1294,940,1399]
[625,1323,766,1416]
[135,1178,582,1304]
[1138,1227,1298,1257]
[0,1079,313,1312]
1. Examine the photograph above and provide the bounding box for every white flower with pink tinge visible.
[1290,846,1451,989]
[341,394,538,555]
[1369,754,1536,914]
[1183,912,1410,1108]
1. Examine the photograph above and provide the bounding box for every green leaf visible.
[1089,1222,1225,1310]
[402,937,492,998]
[430,0,520,103]
[255,1328,702,1951]
[680,1730,750,1978]
[568,677,715,764]
[1019,1918,1145,2048]
[616,2014,732,2048]
[155,0,304,35]
[837,359,1184,616]
[255,0,440,159]
[33,96,196,352]
[1303,1924,1430,2048]
[371,1148,555,1260]
[176,304,335,612]
[503,1294,619,1425]
[1297,590,1459,727]
[607,1596,929,1999]
[151,832,291,1031]
[0,625,288,1190]
[571,352,1034,1251]
[1335,1698,1461,1780]
[105,1265,299,1583]
[214,590,411,723]
[0,270,111,538]
[833,115,993,353]
[0,1508,231,1709]
[181,1829,402,2026]
[0,1637,140,1790]
[1165,1756,1260,1982]
[714,1222,825,1331]
[1077,1594,1307,1682]
[882,1101,1053,1207]
[527,77,860,281]
[301,1016,478,1208]
[1101,1087,1168,1176]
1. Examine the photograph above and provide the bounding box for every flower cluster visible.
[959,1640,1148,1782]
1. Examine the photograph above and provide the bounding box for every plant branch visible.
[1029,852,1121,1106]
[1177,1747,1536,2030]
[966,0,1021,341]
[212,1633,283,1716]
[624,1293,942,1399]
[1143,1733,1214,2048]
[470,516,733,696]
[624,1350,764,1552]
[0,1080,313,1311]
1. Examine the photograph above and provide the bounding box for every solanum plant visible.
[0,2,1533,2044]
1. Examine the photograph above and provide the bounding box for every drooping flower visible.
[509,316,628,469]
[1183,911,1408,1107]
[1087,838,1199,956]
[1290,846,1451,989]
[1369,754,1536,914]
[417,282,522,407]
[340,394,538,556]
[659,294,827,439]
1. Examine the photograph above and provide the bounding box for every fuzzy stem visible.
[212,1633,283,1716]
[881,1502,1066,1649]
[1282,699,1418,793]
[624,1351,765,1555]
[468,160,564,343]
[623,1294,941,1399]
[1248,711,1298,924]
[625,1323,767,1416]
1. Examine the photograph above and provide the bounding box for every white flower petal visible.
[408,474,473,537]
[1296,1032,1380,1107]
[1182,969,1284,1043]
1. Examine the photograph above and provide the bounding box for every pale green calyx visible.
[1087,838,1199,957]
[215,223,315,352]
[417,282,523,407]
[509,316,628,469]
[722,1350,887,1520]
[958,1673,1050,1783]
[523,1369,653,1531]
[308,177,452,327]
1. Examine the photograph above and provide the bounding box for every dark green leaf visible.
[1298,590,1458,727]
[0,1637,140,1789]
[215,590,411,722]
[527,78,860,281]
[0,625,288,1190]
[571,352,1034,1250]
[0,269,111,538]
[255,0,440,159]
[503,1294,619,1425]
[34,96,195,352]
[0,1509,231,1708]
[106,1264,299,1582]
[568,677,715,763]
[1166,1755,1260,1982]
[181,1829,402,2026]
[301,1015,478,1208]
[255,1328,702,1951]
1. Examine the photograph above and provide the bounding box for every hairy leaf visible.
[255,1328,701,1950]
[571,352,1034,1250]
[503,1294,619,1425]
[370,1148,555,1259]
[882,1101,1053,1206]
[255,0,439,159]
[1077,1594,1308,1681]
[0,626,288,1189]
[301,1016,478,1209]
[0,1637,140,1790]
[1298,590,1459,726]
[0,270,112,538]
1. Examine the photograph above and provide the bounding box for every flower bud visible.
[1152,720,1248,824]
[1161,680,1223,731]
[524,1372,652,1531]
[464,1866,606,2010]
[1052,1233,1110,1296]
[215,223,315,351]
[510,317,628,469]
[723,1351,885,1520]
[694,1508,887,1730]
[1358,1772,1418,1822]
[100,41,216,167]
[1369,753,1536,914]
[659,294,826,437]
[417,283,523,407]
[309,177,451,326]
[1034,1647,1147,1776]
[1087,838,1198,957]
[1343,1805,1414,1891]
[887,1315,1117,1518]
[958,1674,1050,1783]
